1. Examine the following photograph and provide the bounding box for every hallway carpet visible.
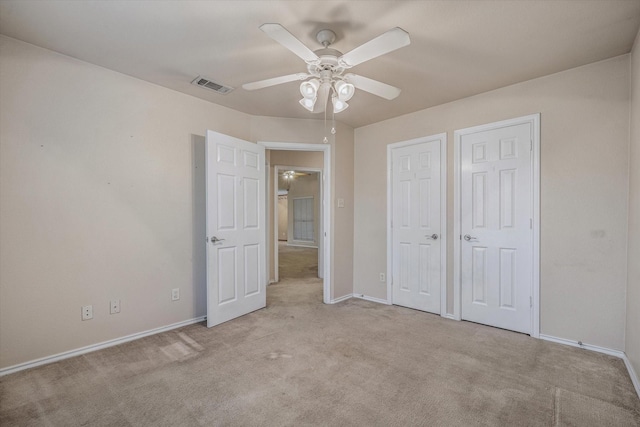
[278,242,318,279]
[2,277,639,426]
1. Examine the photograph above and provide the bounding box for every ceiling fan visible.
[242,24,411,114]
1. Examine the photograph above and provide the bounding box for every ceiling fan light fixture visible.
[334,80,355,101]
[300,78,320,99]
[299,97,317,112]
[332,95,349,113]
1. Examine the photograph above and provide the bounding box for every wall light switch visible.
[337,198,345,208]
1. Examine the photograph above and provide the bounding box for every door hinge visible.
[530,218,533,229]
[530,296,533,308]
[530,140,533,151]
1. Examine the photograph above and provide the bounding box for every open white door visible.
[206,131,266,327]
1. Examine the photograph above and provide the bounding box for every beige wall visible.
[354,55,630,350]
[626,28,640,384]
[277,196,288,241]
[0,36,354,369]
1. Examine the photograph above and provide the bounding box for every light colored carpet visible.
[278,242,318,279]
[2,276,639,425]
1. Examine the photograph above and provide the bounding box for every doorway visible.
[259,142,331,304]
[453,114,540,336]
[275,168,321,280]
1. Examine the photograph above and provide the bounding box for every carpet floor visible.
[1,248,639,426]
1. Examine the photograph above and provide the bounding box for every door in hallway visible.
[459,121,533,334]
[206,131,266,327]
[390,136,445,314]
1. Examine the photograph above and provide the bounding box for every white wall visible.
[0,36,354,369]
[626,27,640,383]
[354,55,630,351]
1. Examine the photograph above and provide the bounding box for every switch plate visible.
[82,305,93,320]
[337,198,345,208]
[379,273,386,282]
[110,299,120,314]
[172,288,180,301]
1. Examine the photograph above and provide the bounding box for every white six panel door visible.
[460,123,532,333]
[206,131,265,327]
[391,140,441,314]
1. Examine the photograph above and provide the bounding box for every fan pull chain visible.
[323,94,329,143]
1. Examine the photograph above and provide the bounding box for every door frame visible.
[453,113,540,337]
[386,133,447,315]
[259,142,331,304]
[273,165,323,282]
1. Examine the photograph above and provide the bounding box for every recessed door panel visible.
[399,243,411,292]
[472,247,487,305]
[243,177,259,229]
[218,247,237,304]
[472,172,487,229]
[419,178,431,229]
[500,169,516,229]
[244,244,260,296]
[499,248,516,309]
[400,180,411,228]
[217,174,236,230]
[418,244,431,295]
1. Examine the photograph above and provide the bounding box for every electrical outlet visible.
[110,299,120,314]
[81,305,93,320]
[172,288,180,301]
[379,273,386,282]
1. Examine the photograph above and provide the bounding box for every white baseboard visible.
[352,294,392,305]
[330,293,353,304]
[539,334,625,358]
[622,353,640,399]
[0,316,206,377]
[540,334,640,399]
[442,313,458,320]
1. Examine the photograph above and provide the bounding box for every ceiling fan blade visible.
[242,73,309,91]
[339,27,410,68]
[344,74,401,100]
[260,23,319,63]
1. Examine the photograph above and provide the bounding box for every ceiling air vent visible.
[191,76,234,94]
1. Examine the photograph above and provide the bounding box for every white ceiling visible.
[1,1,639,128]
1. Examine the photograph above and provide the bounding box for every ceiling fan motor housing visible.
[316,29,336,47]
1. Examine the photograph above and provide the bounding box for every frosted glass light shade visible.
[332,96,349,113]
[334,80,355,101]
[300,79,320,99]
[299,97,317,112]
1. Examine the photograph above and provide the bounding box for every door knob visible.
[210,236,225,244]
[425,234,438,240]
[463,234,477,242]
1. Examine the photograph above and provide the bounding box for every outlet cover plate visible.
[172,288,180,301]
[82,305,93,320]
